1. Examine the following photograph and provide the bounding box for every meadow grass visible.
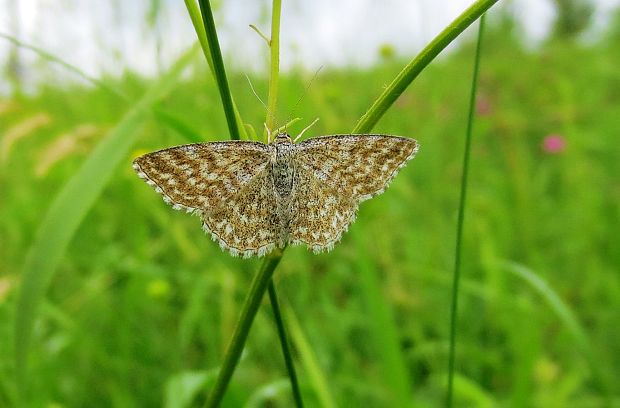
[1,7,620,408]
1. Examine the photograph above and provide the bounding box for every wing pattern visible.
[288,135,418,253]
[133,141,271,213]
[133,135,418,257]
[295,135,418,202]
[288,166,358,253]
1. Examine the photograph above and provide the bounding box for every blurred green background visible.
[1,1,620,407]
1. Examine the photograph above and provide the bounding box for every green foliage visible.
[1,23,620,408]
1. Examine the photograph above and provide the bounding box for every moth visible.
[133,132,418,257]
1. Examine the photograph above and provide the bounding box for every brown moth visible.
[133,133,418,258]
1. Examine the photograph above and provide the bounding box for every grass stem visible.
[446,13,486,408]
[197,0,240,140]
[201,1,501,405]
[265,0,282,135]
[267,281,304,407]
[204,252,283,407]
[353,0,498,134]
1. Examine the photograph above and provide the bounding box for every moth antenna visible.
[283,65,323,132]
[245,74,267,109]
[292,65,323,114]
[294,118,319,142]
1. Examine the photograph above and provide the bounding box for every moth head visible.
[274,132,293,144]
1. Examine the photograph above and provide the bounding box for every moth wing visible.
[295,135,418,202]
[287,164,358,253]
[202,168,282,258]
[133,141,271,214]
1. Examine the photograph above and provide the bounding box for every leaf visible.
[285,308,337,408]
[355,235,412,407]
[165,370,217,408]
[243,379,290,408]
[501,260,612,398]
[14,45,199,394]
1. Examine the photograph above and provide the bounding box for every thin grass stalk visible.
[502,261,613,401]
[284,308,338,408]
[0,32,127,100]
[197,0,240,140]
[202,0,501,404]
[0,32,210,145]
[201,0,302,405]
[204,252,283,407]
[183,0,214,69]
[260,1,304,404]
[267,282,304,407]
[13,46,198,401]
[184,0,248,140]
[352,0,499,134]
[446,14,486,408]
[265,0,281,133]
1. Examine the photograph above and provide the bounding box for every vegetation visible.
[1,6,619,408]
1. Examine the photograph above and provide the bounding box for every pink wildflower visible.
[542,134,566,154]
[476,95,492,116]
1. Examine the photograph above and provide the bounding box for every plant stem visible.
[267,281,304,407]
[260,1,304,405]
[265,0,282,135]
[205,251,283,407]
[202,0,501,405]
[353,0,499,134]
[446,13,486,408]
[184,0,214,70]
[14,46,198,401]
[185,0,247,140]
[204,0,302,405]
[197,0,240,140]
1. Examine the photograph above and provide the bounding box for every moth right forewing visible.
[295,135,418,202]
[288,164,358,253]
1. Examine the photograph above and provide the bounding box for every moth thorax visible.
[272,149,295,198]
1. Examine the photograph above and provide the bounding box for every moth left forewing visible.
[133,141,271,214]
[295,134,418,202]
[202,168,281,258]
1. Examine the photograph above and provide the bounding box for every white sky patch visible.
[0,0,619,91]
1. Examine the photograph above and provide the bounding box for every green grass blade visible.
[501,261,612,399]
[244,379,291,408]
[0,31,204,146]
[14,45,198,396]
[164,369,218,408]
[197,0,241,141]
[0,32,127,100]
[504,262,589,348]
[285,308,338,408]
[152,106,204,143]
[267,282,304,408]
[352,0,499,134]
[183,0,214,71]
[355,237,412,406]
[446,14,486,408]
[184,0,248,140]
[205,251,283,407]
[264,0,281,134]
